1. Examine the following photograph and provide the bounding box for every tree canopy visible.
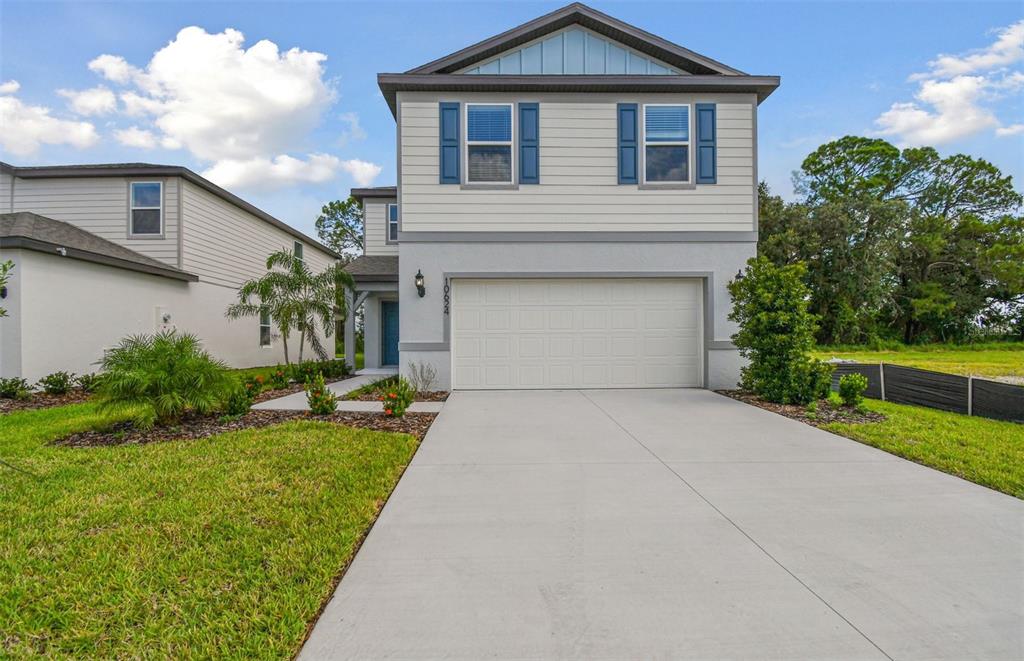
[760,136,1023,344]
[315,196,363,260]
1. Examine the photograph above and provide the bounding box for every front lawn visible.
[812,342,1024,379]
[0,403,418,658]
[825,399,1024,498]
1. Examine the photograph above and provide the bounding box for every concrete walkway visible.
[252,368,447,412]
[301,389,1023,660]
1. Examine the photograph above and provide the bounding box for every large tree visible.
[761,136,1023,344]
[315,196,363,261]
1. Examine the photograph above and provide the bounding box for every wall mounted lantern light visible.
[414,269,426,298]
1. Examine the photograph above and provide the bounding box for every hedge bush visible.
[838,373,869,408]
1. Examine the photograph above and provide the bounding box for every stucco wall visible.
[1,250,327,381]
[397,240,752,389]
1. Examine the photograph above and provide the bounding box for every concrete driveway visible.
[301,389,1023,660]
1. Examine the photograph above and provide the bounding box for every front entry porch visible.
[343,255,400,372]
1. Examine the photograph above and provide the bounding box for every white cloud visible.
[338,111,366,146]
[202,153,345,190]
[339,158,382,186]
[114,126,158,148]
[0,80,20,94]
[57,85,116,116]
[86,26,382,189]
[995,123,1024,136]
[0,93,99,156]
[874,20,1024,146]
[914,20,1024,79]
[88,54,143,85]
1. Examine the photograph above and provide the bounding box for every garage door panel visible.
[452,278,702,389]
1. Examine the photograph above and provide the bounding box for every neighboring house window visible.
[387,203,399,242]
[130,181,162,235]
[643,105,690,184]
[259,308,272,347]
[466,104,513,183]
[293,241,304,262]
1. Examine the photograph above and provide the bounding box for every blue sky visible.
[2,1,1022,238]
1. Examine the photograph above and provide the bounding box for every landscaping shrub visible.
[96,330,233,428]
[76,373,103,393]
[242,375,265,398]
[269,365,290,389]
[291,361,321,384]
[306,373,337,415]
[223,385,254,416]
[380,377,415,417]
[37,371,75,395]
[839,373,869,408]
[0,377,30,400]
[318,358,349,379]
[728,257,834,404]
[407,360,438,394]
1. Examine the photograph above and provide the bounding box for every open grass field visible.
[813,342,1024,379]
[825,398,1024,499]
[0,403,417,658]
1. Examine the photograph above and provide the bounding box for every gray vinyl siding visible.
[364,198,398,256]
[399,91,755,232]
[8,176,180,266]
[180,179,334,288]
[0,173,12,213]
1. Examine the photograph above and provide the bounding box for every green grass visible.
[813,341,1024,378]
[230,353,365,384]
[0,403,417,658]
[824,399,1024,498]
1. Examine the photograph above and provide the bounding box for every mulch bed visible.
[717,390,886,427]
[250,376,357,404]
[350,390,450,402]
[0,390,93,415]
[53,409,437,448]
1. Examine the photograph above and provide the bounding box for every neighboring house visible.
[344,2,779,390]
[0,162,338,381]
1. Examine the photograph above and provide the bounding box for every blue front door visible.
[381,301,400,366]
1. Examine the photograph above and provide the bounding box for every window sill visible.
[128,233,166,240]
[638,183,696,191]
[461,183,519,191]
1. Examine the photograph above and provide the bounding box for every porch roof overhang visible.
[345,255,399,286]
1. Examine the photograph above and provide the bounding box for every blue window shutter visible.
[696,103,717,184]
[439,102,460,184]
[519,102,539,184]
[617,103,638,184]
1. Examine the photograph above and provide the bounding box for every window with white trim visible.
[259,308,272,347]
[130,181,162,235]
[387,203,399,242]
[643,105,690,183]
[293,241,304,262]
[466,104,513,183]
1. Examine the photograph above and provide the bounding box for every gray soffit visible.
[0,211,198,282]
[344,255,399,282]
[0,161,340,260]
[378,74,781,115]
[351,186,398,202]
[407,2,744,76]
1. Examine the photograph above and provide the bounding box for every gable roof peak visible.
[407,2,745,76]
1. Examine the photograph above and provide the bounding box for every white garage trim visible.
[451,277,703,389]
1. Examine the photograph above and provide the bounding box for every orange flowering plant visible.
[381,377,415,418]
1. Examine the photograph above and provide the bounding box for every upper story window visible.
[643,105,690,184]
[293,241,304,262]
[130,182,162,236]
[387,203,399,242]
[466,104,513,184]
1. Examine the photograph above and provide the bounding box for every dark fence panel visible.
[830,363,883,399]
[883,364,969,414]
[973,379,1024,424]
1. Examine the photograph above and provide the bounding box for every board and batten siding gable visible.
[179,179,334,289]
[8,176,180,266]
[363,198,398,256]
[398,91,755,232]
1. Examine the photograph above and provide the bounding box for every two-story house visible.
[344,3,779,391]
[0,162,338,381]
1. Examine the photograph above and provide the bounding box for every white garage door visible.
[451,278,702,389]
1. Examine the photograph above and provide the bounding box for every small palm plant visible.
[226,249,354,365]
[96,330,233,428]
